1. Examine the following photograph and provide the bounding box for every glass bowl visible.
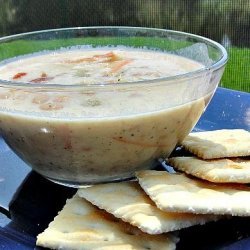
[0,27,227,187]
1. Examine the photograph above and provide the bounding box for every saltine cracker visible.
[36,194,178,250]
[168,156,250,183]
[181,129,250,159]
[137,170,250,216]
[78,182,218,234]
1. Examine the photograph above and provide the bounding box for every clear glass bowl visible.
[0,27,227,187]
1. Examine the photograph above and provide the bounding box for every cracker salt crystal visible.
[136,170,250,216]
[168,156,250,183]
[181,129,250,159]
[78,182,218,234]
[36,194,178,250]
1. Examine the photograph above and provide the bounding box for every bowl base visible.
[46,175,136,188]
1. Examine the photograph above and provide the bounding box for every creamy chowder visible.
[0,47,210,185]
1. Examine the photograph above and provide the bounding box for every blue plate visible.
[0,87,249,250]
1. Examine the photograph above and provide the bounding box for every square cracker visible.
[181,129,250,159]
[78,182,218,235]
[168,156,250,183]
[36,194,178,250]
[136,170,250,216]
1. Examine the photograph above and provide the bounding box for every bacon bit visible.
[32,94,50,104]
[12,72,27,80]
[93,52,120,63]
[65,52,120,64]
[30,76,54,83]
[39,102,63,111]
[30,72,53,83]
[94,52,115,59]
[110,59,133,74]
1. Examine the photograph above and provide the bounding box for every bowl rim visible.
[0,26,228,88]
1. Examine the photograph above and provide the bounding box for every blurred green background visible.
[0,0,249,92]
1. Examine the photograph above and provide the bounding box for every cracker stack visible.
[168,129,250,183]
[36,129,250,250]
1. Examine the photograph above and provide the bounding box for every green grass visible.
[0,37,249,93]
[0,37,191,60]
[220,47,250,93]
